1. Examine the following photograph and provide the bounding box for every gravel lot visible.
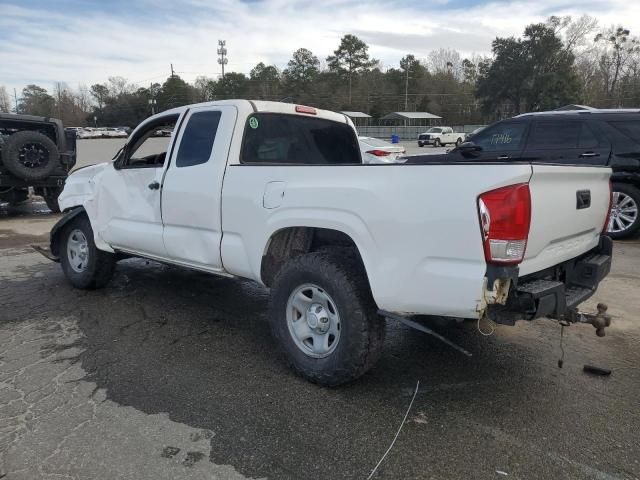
[0,140,639,479]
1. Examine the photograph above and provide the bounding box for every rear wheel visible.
[269,250,385,386]
[607,183,640,239]
[60,215,115,289]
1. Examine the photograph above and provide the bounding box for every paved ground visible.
[1,201,639,479]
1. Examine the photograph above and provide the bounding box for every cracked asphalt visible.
[1,201,639,480]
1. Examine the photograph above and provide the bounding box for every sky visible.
[1,0,640,96]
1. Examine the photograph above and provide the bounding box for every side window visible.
[472,122,528,151]
[578,123,601,149]
[175,111,221,167]
[240,113,361,165]
[607,120,640,144]
[528,121,581,149]
[123,116,178,168]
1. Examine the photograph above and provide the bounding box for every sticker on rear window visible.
[249,117,259,129]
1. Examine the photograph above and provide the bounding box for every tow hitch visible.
[557,303,611,369]
[563,303,611,337]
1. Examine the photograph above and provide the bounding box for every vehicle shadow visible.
[8,258,620,479]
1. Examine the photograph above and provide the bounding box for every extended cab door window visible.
[240,113,361,165]
[175,111,221,167]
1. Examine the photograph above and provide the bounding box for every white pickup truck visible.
[418,126,465,147]
[47,100,613,386]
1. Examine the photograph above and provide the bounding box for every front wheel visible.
[269,251,385,386]
[455,138,462,147]
[60,215,116,289]
[607,183,640,239]
[433,138,441,147]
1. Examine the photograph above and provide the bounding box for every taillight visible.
[602,180,613,233]
[478,183,531,265]
[366,149,391,157]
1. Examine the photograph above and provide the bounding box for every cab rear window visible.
[240,113,361,165]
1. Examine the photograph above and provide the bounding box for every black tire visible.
[60,215,115,289]
[269,250,385,386]
[455,138,462,147]
[418,142,424,147]
[433,138,441,147]
[2,131,60,181]
[42,187,62,213]
[607,183,640,239]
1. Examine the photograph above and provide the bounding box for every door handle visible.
[580,152,600,158]
[497,155,510,160]
[148,181,160,190]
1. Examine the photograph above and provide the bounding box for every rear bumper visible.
[487,235,612,324]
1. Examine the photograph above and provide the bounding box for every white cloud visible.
[1,0,639,95]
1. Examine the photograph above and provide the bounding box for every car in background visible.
[104,128,128,138]
[417,127,465,147]
[0,113,76,212]
[358,136,406,163]
[77,128,101,139]
[115,126,132,135]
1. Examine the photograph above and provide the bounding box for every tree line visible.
[1,15,639,128]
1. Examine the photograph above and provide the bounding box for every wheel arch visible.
[260,226,372,289]
[50,206,88,259]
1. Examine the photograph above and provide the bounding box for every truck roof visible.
[157,99,350,125]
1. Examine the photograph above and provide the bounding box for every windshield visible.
[427,127,442,133]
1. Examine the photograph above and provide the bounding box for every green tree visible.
[19,85,55,116]
[326,34,376,105]
[213,72,248,98]
[476,23,579,115]
[283,48,320,101]
[249,62,281,98]
[157,75,195,110]
[90,84,110,110]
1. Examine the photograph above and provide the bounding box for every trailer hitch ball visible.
[589,303,611,337]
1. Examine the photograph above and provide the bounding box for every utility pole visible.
[217,40,228,79]
[13,88,18,113]
[404,67,409,111]
[149,83,157,115]
[170,64,175,78]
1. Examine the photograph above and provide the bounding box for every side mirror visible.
[457,141,482,155]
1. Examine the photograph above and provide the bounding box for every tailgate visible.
[520,165,611,276]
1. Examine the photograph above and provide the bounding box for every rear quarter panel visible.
[221,163,532,318]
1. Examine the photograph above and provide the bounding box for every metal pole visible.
[404,67,409,111]
[13,88,18,112]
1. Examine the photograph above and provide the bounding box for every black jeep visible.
[0,113,77,212]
